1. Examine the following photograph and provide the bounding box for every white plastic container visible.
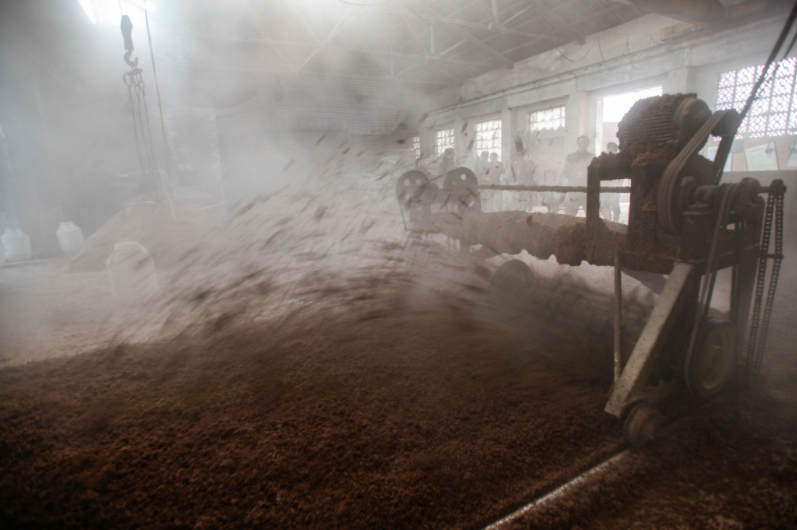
[106,242,160,305]
[1,228,33,262]
[56,221,85,255]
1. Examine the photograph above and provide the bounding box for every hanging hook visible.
[121,15,139,68]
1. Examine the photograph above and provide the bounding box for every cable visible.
[738,0,797,123]
[555,39,596,63]
[683,183,739,391]
[124,76,147,177]
[625,37,643,71]
[715,2,797,184]
[596,35,609,68]
[144,9,172,175]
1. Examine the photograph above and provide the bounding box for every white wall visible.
[420,13,791,167]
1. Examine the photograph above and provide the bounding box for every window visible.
[529,107,565,132]
[716,57,797,138]
[436,128,455,156]
[412,135,420,159]
[602,86,662,123]
[475,119,502,157]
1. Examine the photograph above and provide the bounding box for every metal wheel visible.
[657,154,715,235]
[443,167,480,212]
[623,403,662,446]
[396,170,429,209]
[486,259,534,314]
[685,318,737,398]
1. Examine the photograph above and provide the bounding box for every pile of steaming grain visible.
[66,200,225,272]
[0,272,623,530]
[67,152,408,279]
[508,398,797,529]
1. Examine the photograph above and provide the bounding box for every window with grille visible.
[475,119,502,157]
[436,128,455,156]
[529,106,566,132]
[716,57,797,138]
[412,135,420,159]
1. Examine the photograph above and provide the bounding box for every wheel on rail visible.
[443,167,480,212]
[396,170,430,209]
[685,318,737,398]
[486,259,534,313]
[623,403,662,446]
[403,240,448,271]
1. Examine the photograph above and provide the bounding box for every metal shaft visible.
[478,184,631,193]
[614,247,623,382]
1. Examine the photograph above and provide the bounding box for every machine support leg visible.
[614,247,624,383]
[605,263,694,418]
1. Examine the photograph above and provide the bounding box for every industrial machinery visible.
[396,93,786,443]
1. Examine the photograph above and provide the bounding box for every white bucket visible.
[106,242,160,305]
[56,221,85,255]
[1,228,33,262]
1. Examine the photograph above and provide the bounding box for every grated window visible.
[436,128,455,156]
[529,106,565,132]
[475,120,502,158]
[716,57,797,138]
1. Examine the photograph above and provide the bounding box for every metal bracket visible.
[605,263,694,417]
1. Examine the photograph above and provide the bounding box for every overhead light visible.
[78,0,97,24]
[78,0,157,26]
[129,0,156,13]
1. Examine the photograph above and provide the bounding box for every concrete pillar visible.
[501,106,517,163]
[586,94,599,155]
[454,117,469,163]
[666,65,694,94]
[419,127,434,161]
[564,91,588,155]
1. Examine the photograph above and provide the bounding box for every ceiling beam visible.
[176,33,498,68]
[538,0,587,45]
[615,0,725,24]
[306,0,570,43]
[180,60,454,87]
[408,1,515,68]
[498,2,631,57]
[295,6,363,73]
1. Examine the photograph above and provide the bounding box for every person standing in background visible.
[475,151,489,177]
[438,147,457,175]
[562,135,594,216]
[600,142,622,222]
[522,152,537,212]
[415,157,431,176]
[487,152,505,211]
[506,140,528,212]
[475,151,491,211]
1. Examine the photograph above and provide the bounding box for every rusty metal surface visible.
[605,263,695,417]
[478,185,632,193]
[418,211,627,267]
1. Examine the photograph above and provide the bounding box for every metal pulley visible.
[685,318,738,398]
[396,170,430,209]
[442,167,480,212]
[657,107,741,235]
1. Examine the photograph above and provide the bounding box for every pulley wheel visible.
[623,403,662,446]
[443,167,480,212]
[657,155,715,236]
[486,259,534,312]
[396,170,430,209]
[685,318,737,398]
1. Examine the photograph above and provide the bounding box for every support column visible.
[564,91,588,155]
[454,117,469,163]
[419,127,435,161]
[500,106,517,163]
[666,65,694,94]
